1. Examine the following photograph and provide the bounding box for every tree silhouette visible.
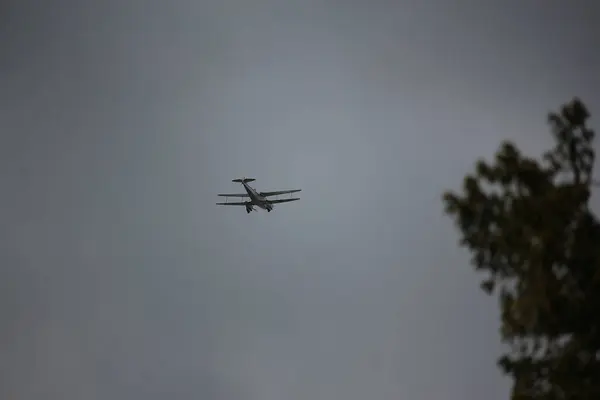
[442,98,600,399]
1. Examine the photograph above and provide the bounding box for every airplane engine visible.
[245,202,253,213]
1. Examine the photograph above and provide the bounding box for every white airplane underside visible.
[216,177,301,213]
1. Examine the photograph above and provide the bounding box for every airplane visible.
[216,178,301,213]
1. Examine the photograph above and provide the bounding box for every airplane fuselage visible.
[241,181,273,212]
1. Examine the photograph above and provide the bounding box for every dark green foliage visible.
[443,98,600,399]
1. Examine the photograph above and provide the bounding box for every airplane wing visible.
[260,189,301,197]
[267,198,300,204]
[216,202,247,206]
[217,193,248,197]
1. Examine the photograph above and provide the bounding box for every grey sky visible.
[1,1,598,399]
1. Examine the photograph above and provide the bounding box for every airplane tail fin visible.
[232,178,256,183]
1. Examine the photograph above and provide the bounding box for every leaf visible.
[481,279,495,294]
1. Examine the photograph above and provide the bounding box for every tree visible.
[442,98,600,399]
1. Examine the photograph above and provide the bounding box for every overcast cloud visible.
[1,1,598,399]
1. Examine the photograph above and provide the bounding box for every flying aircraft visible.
[216,178,301,213]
